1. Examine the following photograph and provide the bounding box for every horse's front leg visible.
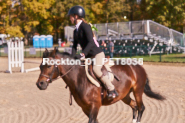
[82,105,100,123]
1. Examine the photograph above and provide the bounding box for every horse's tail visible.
[144,77,165,100]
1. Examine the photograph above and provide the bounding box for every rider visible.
[68,5,118,99]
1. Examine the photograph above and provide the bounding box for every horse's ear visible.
[51,47,58,57]
[44,48,48,53]
[43,48,49,58]
[53,47,59,54]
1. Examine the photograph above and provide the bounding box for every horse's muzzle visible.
[36,81,48,90]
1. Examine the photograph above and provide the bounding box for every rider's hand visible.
[80,53,85,60]
[74,54,81,59]
[74,53,85,60]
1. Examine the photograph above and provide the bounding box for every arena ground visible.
[0,57,184,123]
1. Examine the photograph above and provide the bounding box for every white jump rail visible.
[24,67,39,73]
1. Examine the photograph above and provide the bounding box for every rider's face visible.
[70,15,75,24]
[70,15,78,24]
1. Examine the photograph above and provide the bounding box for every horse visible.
[36,48,165,123]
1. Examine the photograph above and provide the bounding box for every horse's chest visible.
[72,93,88,107]
[72,89,97,107]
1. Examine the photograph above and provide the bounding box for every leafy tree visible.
[1,0,184,41]
[137,0,185,32]
[21,0,55,34]
[0,0,24,38]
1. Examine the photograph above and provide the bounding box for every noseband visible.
[41,64,74,83]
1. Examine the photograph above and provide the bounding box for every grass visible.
[117,53,185,63]
[24,51,45,58]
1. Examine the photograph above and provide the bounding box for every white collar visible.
[75,20,83,31]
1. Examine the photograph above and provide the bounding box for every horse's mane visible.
[43,49,73,59]
[57,52,71,56]
[57,51,73,58]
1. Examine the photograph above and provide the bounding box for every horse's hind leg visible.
[133,88,145,123]
[122,94,138,123]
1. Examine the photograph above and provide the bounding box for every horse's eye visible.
[47,66,51,68]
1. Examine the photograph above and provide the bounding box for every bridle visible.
[38,55,75,106]
[40,64,74,83]
[40,63,74,105]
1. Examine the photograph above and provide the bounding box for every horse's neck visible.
[61,65,84,91]
[61,70,75,89]
[63,66,89,93]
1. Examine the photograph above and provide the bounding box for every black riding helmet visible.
[68,5,85,18]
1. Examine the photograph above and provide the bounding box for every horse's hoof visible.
[95,119,99,123]
[132,119,137,123]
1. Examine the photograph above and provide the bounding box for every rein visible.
[41,64,74,106]
[41,65,74,83]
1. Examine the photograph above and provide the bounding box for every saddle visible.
[66,59,120,105]
[84,59,120,88]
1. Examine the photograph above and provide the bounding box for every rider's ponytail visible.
[81,18,88,24]
[81,18,96,38]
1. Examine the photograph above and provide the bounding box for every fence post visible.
[7,42,12,73]
[21,41,24,73]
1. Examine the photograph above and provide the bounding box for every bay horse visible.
[36,48,165,123]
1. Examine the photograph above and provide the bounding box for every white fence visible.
[6,41,24,73]
[6,41,40,74]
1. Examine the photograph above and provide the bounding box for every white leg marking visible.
[133,119,137,123]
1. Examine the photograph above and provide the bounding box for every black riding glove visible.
[74,54,81,59]
[74,53,85,60]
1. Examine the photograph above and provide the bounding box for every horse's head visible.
[36,48,60,90]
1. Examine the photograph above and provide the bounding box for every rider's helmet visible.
[67,5,85,18]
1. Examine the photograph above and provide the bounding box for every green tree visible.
[0,0,24,38]
[21,0,55,34]
[142,0,185,32]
